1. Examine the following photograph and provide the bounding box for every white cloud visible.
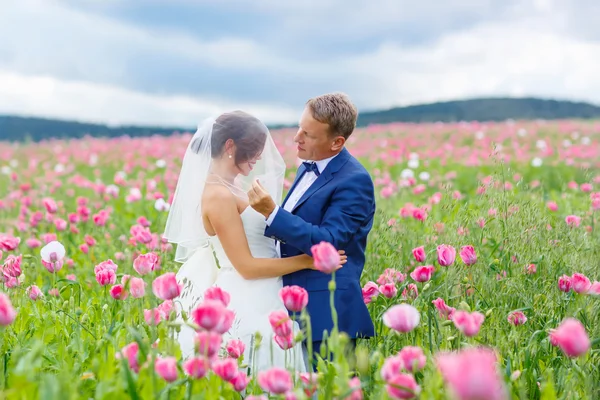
[0,70,298,126]
[0,0,291,83]
[339,18,600,109]
[0,0,302,125]
[274,0,506,35]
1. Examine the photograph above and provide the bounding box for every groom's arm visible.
[265,173,375,255]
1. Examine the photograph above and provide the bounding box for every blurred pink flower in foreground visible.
[310,241,340,274]
[386,373,420,399]
[155,357,178,382]
[204,286,231,307]
[279,285,308,312]
[133,252,160,275]
[347,377,363,400]
[452,310,485,337]
[194,330,222,358]
[258,367,292,395]
[212,358,238,382]
[432,298,455,320]
[152,272,181,300]
[383,304,420,333]
[269,310,293,337]
[0,235,20,252]
[436,347,508,400]
[549,318,590,358]
[398,346,427,373]
[183,357,210,379]
[116,342,140,373]
[191,299,234,334]
[226,339,245,359]
[0,293,17,326]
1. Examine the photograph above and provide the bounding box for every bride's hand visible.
[338,250,347,266]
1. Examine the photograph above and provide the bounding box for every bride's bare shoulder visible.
[202,183,236,210]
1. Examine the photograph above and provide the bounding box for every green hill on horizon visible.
[355,97,600,125]
[2,97,600,142]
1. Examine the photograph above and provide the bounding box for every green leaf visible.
[540,370,557,400]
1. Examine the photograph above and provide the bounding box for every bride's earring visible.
[228,154,232,159]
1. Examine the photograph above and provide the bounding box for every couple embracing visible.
[163,93,376,375]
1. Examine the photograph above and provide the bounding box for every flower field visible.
[1,119,599,399]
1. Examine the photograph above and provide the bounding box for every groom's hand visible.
[248,179,276,218]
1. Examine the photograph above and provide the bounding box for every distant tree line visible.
[2,98,599,142]
[355,97,600,125]
[0,115,192,142]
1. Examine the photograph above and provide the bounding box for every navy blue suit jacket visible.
[264,148,376,342]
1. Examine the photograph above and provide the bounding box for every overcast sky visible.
[1,0,599,127]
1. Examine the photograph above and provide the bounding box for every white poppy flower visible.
[41,241,66,263]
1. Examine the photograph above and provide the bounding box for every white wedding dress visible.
[175,206,306,375]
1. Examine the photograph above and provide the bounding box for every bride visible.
[163,111,337,375]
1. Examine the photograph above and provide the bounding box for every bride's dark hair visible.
[191,110,268,165]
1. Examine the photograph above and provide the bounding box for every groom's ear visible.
[330,135,346,152]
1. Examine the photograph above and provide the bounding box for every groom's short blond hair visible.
[306,92,358,139]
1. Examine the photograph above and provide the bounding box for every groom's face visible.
[294,107,335,161]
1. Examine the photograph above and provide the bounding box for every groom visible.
[248,92,376,370]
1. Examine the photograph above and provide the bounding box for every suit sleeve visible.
[264,171,375,255]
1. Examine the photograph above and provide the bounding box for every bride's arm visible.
[204,186,316,280]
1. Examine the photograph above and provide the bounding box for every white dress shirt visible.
[266,153,339,226]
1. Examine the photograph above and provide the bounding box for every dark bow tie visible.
[302,162,320,176]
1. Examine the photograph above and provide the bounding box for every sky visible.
[1,0,600,127]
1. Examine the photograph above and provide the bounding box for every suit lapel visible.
[291,171,331,212]
[291,148,351,213]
